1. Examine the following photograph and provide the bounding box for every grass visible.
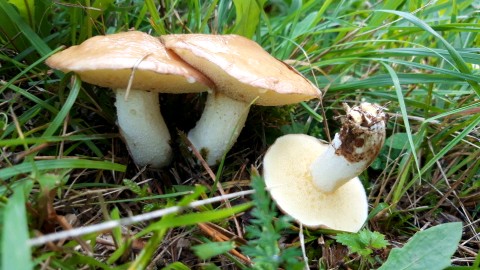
[1,0,479,269]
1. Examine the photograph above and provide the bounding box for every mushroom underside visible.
[263,134,368,232]
[77,69,208,94]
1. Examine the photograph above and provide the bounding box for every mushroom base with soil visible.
[311,103,387,193]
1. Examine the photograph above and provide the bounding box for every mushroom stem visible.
[310,103,387,193]
[115,89,172,168]
[188,92,250,165]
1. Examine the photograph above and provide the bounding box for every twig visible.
[28,189,255,247]
[184,135,245,238]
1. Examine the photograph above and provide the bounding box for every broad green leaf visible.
[385,133,409,150]
[191,241,236,260]
[336,229,388,257]
[379,222,462,270]
[336,232,369,255]
[359,230,389,249]
[1,182,33,270]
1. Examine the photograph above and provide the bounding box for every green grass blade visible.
[327,73,467,93]
[0,83,58,114]
[0,134,116,147]
[200,0,220,32]
[0,159,126,181]
[0,46,64,95]
[192,241,235,260]
[368,1,404,28]
[376,9,480,97]
[1,182,33,270]
[145,0,165,35]
[142,203,253,235]
[381,62,421,169]
[232,0,266,38]
[0,1,51,57]
[41,75,81,138]
[418,114,480,180]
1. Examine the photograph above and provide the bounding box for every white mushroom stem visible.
[310,103,387,193]
[188,92,250,165]
[115,89,172,168]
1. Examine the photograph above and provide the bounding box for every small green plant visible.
[122,179,162,212]
[336,229,389,268]
[241,173,304,270]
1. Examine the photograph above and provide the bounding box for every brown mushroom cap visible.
[46,31,213,92]
[161,34,320,106]
[263,134,368,232]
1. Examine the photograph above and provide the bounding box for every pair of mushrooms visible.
[46,31,320,168]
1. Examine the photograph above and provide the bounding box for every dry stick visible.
[184,136,245,238]
[55,215,92,255]
[13,143,50,163]
[299,224,310,270]
[124,53,151,101]
[197,223,251,263]
[28,189,255,247]
[58,112,70,159]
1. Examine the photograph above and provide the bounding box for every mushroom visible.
[46,31,213,168]
[161,34,320,165]
[263,103,387,232]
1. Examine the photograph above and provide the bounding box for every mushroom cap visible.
[46,31,213,93]
[161,34,320,106]
[263,134,368,232]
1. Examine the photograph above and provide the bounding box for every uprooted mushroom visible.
[263,103,387,232]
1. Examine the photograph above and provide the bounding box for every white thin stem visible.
[188,92,250,165]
